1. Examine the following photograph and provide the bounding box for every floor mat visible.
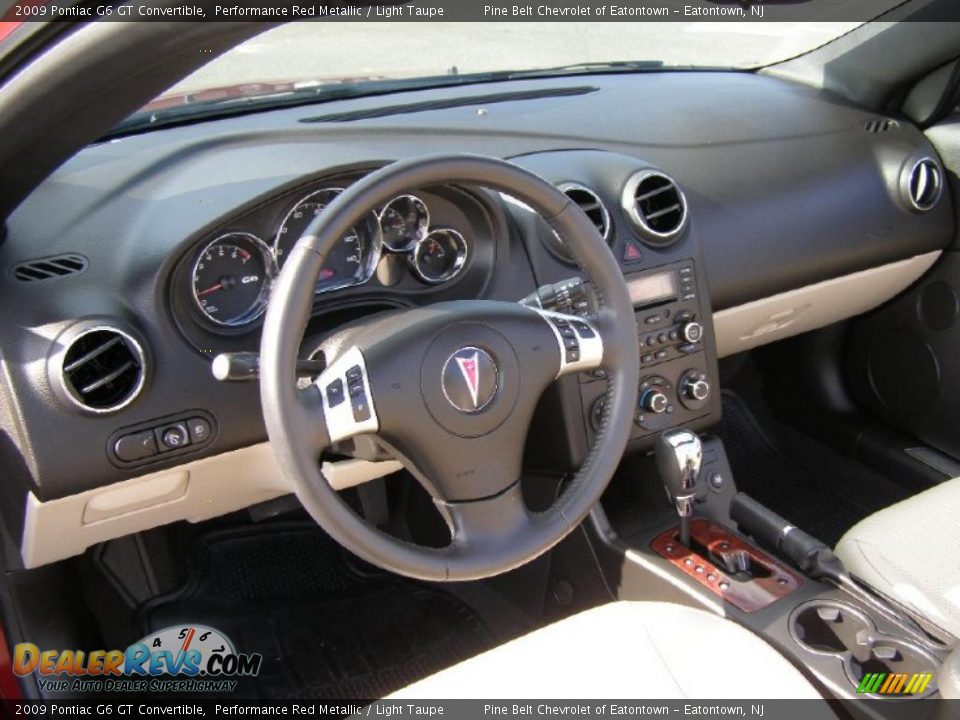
[137,523,494,699]
[715,392,910,547]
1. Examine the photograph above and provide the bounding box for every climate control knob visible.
[680,320,704,344]
[678,371,711,410]
[640,389,670,414]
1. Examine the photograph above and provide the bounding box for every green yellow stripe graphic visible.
[857,672,933,695]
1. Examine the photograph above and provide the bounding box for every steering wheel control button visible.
[187,417,212,444]
[572,320,595,338]
[157,423,190,451]
[351,391,372,423]
[318,347,380,444]
[326,379,345,408]
[441,346,498,413]
[114,430,158,462]
[539,310,603,377]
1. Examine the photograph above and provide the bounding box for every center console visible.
[588,428,953,702]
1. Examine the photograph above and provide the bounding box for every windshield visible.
[128,21,868,131]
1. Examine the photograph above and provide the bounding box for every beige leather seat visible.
[391,601,822,699]
[836,477,960,640]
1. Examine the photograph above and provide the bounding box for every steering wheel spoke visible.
[439,483,532,562]
[533,309,605,378]
[309,345,379,446]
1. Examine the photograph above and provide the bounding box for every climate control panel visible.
[578,258,720,451]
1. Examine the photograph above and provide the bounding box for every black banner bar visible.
[3,699,960,719]
[2,0,960,23]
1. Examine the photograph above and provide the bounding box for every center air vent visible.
[904,158,943,212]
[622,170,688,246]
[55,326,146,414]
[544,184,612,264]
[561,183,611,242]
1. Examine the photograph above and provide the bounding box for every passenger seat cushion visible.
[389,601,822,699]
[835,476,960,640]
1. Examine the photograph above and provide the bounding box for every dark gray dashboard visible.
[0,70,952,526]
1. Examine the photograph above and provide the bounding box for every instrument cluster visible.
[190,186,471,329]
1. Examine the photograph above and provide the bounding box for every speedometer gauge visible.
[275,188,381,293]
[192,233,275,327]
[411,228,468,284]
[379,194,429,251]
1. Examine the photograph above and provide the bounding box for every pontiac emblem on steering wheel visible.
[442,347,498,413]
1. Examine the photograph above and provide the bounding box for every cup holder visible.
[790,601,939,697]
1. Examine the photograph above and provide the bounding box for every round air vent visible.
[53,324,147,414]
[622,170,688,245]
[903,158,943,212]
[545,183,613,264]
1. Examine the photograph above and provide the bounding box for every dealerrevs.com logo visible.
[13,625,262,694]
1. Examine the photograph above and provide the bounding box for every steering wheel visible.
[260,155,639,581]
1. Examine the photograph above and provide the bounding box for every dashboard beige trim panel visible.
[714,251,941,358]
[20,444,401,568]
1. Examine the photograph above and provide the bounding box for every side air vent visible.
[621,170,688,246]
[863,118,899,134]
[13,254,87,283]
[55,326,146,414]
[903,158,943,212]
[544,184,612,264]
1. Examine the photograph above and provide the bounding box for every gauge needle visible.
[197,283,224,297]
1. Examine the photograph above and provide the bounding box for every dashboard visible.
[0,71,954,566]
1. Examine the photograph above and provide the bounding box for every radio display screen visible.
[627,271,679,308]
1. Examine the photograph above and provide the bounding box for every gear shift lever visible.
[657,429,703,547]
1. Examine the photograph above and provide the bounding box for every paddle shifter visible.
[657,429,703,547]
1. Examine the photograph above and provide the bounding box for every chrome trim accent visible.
[410,227,469,284]
[274,186,383,295]
[906,158,943,212]
[557,182,612,242]
[191,231,277,328]
[621,169,688,243]
[56,325,147,415]
[378,193,430,252]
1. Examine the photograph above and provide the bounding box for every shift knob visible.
[657,429,703,546]
[657,429,703,499]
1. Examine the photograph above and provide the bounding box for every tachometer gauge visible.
[192,233,276,327]
[411,228,468,284]
[379,194,429,251]
[275,188,381,293]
